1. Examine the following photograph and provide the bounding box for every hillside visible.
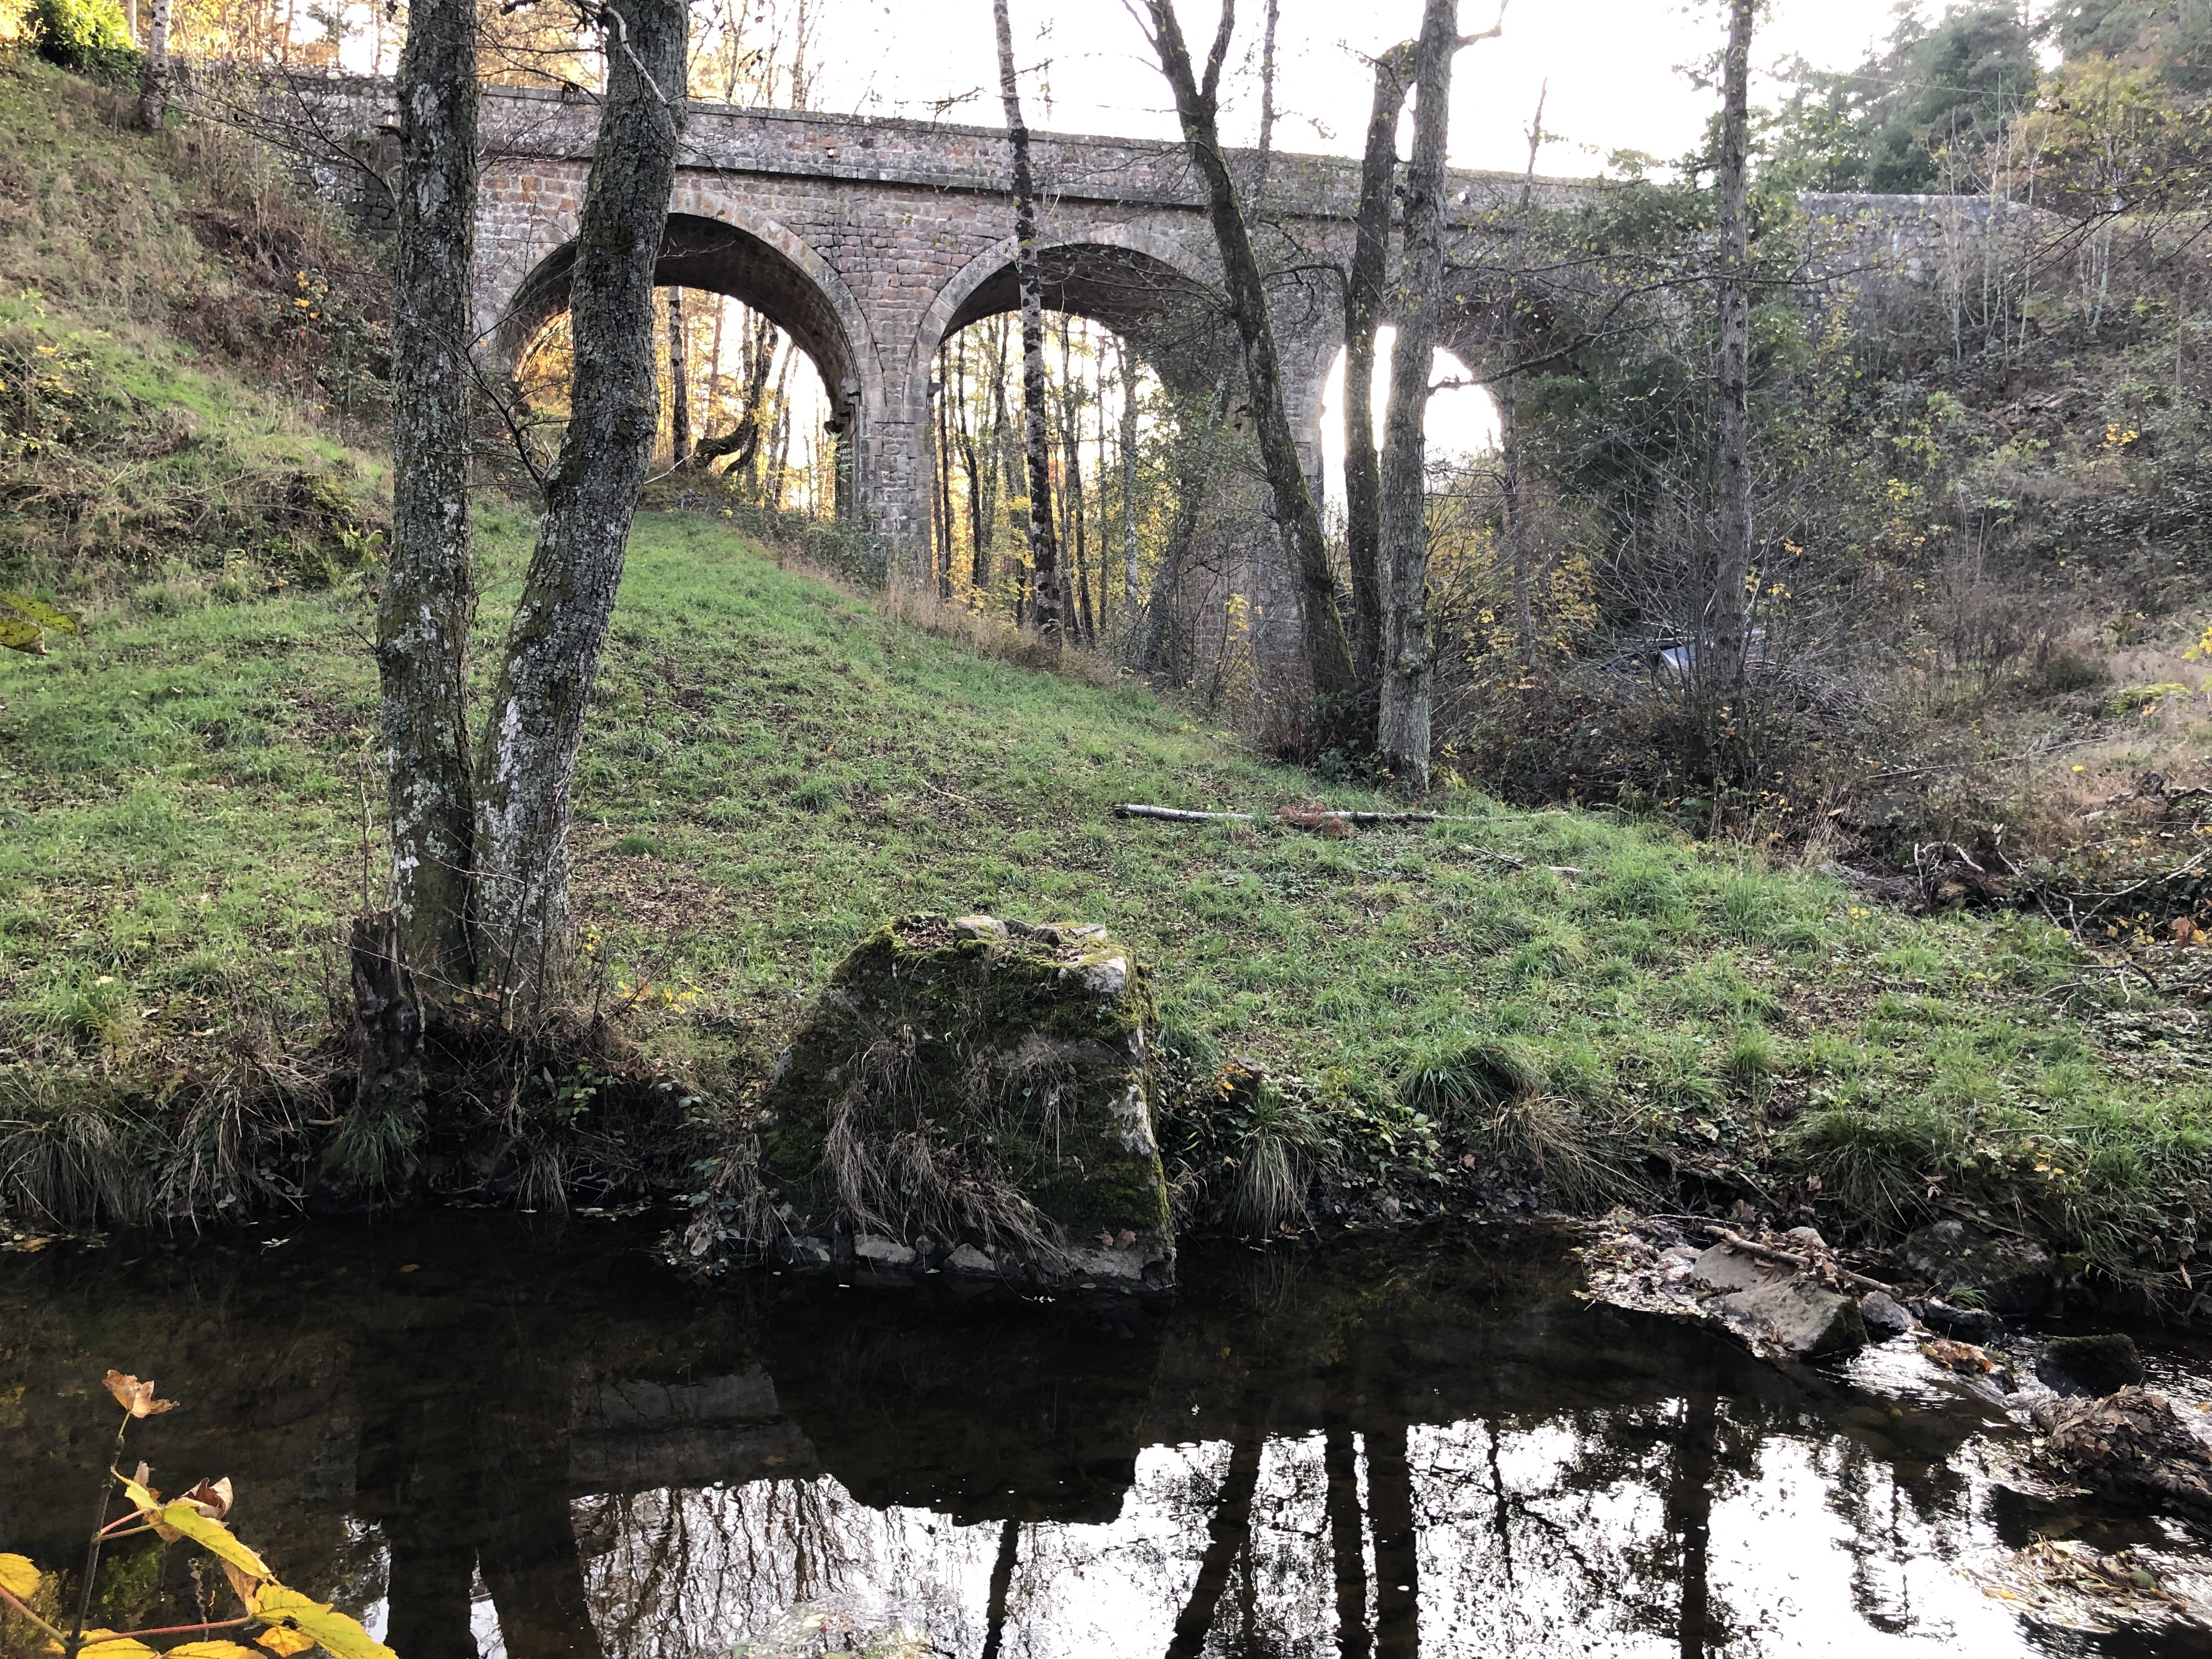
[0,50,2207,1296]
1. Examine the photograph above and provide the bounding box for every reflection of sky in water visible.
[573,1412,2042,1658]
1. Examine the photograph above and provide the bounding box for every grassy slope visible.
[7,505,2209,1270]
[0,53,2205,1281]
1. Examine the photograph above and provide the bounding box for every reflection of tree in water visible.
[2,1221,2095,1659]
[579,1481,884,1659]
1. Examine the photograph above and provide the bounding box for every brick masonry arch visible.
[284,78,2000,569]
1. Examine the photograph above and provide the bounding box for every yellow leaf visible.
[160,1504,271,1581]
[254,1630,314,1657]
[81,1641,159,1659]
[0,1554,42,1601]
[171,1643,259,1659]
[253,1589,394,1659]
[116,1473,161,1519]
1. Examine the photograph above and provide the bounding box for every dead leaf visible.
[1921,1338,1993,1374]
[103,1371,178,1419]
[221,1561,262,1612]
[177,1478,234,1521]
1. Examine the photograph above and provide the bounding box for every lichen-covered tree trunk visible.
[377,0,479,994]
[1344,41,1414,701]
[471,0,685,997]
[1139,0,1361,749]
[1709,0,1755,695]
[994,0,1062,641]
[1375,0,1460,791]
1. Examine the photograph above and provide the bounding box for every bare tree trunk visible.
[1165,1396,1269,1659]
[1669,1383,1719,1659]
[378,0,479,995]
[667,287,691,465]
[1368,1415,1421,1659]
[1137,0,1360,749]
[936,342,957,598]
[1119,338,1139,616]
[995,0,1062,641]
[137,0,171,128]
[1505,83,1545,674]
[1323,1380,1373,1659]
[471,0,685,998]
[1710,0,1754,695]
[691,312,775,480]
[1375,0,1463,791]
[1060,320,1096,642]
[980,1519,1020,1659]
[1132,375,1224,679]
[1345,40,1415,699]
[957,338,991,590]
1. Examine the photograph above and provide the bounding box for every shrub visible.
[27,0,139,77]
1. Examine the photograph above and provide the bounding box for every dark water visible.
[1,1217,2207,1658]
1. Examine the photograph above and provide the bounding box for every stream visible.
[3,1216,2210,1657]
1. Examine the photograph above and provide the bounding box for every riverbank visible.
[3,499,2208,1297]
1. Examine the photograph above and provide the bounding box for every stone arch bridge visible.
[298,81,1984,560]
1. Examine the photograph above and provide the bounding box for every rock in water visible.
[2033,1387,2212,1521]
[1858,1289,1916,1337]
[752,914,1173,1291]
[2038,1333,2147,1398]
[1714,1279,1868,1358]
[1901,1218,2053,1313]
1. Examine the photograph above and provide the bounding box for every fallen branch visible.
[1705,1226,1898,1297]
[1110,804,1256,823]
[1110,803,1449,826]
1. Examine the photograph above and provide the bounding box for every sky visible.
[803,0,1913,178]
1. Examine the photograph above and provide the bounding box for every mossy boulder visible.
[752,913,1173,1292]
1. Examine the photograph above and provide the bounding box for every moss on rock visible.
[749,913,1173,1291]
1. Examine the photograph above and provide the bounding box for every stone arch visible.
[913,227,1223,385]
[494,206,873,426]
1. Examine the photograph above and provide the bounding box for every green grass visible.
[0,51,2205,1280]
[4,502,2208,1280]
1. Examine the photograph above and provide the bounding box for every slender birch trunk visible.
[994,0,1062,641]
[377,0,479,993]
[137,0,171,128]
[1375,0,1463,791]
[471,0,686,998]
[1137,0,1359,748]
[1710,0,1755,695]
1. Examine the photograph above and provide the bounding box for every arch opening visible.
[937,244,1224,386]
[1318,332,1500,520]
[501,213,859,404]
[502,213,860,516]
